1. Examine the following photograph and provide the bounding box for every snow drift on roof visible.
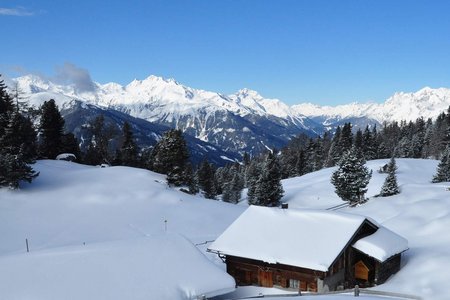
[352,227,409,262]
[208,206,372,272]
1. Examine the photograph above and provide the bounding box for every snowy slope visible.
[279,158,450,299]
[1,159,449,299]
[0,161,244,299]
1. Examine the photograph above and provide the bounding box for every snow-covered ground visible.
[282,158,449,299]
[0,158,449,299]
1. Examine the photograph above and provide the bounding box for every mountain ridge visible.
[8,73,450,157]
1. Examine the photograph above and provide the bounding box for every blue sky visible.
[1,1,450,105]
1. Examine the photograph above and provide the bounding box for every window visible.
[289,279,300,289]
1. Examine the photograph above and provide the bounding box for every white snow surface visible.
[353,226,408,262]
[0,160,243,300]
[0,234,235,300]
[1,158,450,299]
[209,206,406,272]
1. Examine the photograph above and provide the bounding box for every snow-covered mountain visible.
[10,74,450,156]
[13,74,320,155]
[293,87,450,126]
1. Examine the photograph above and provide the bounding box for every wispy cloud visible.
[0,7,37,17]
[55,63,97,93]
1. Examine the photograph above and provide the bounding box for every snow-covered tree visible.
[151,129,190,186]
[246,159,261,205]
[253,152,284,207]
[432,146,450,183]
[222,171,244,204]
[331,146,372,205]
[380,157,400,196]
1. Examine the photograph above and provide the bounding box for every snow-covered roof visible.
[352,227,408,262]
[0,234,235,300]
[208,206,375,272]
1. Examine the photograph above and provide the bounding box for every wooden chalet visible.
[208,205,408,293]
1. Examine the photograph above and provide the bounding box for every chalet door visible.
[354,260,370,281]
[258,269,273,287]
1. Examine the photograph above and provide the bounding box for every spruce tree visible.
[38,99,65,159]
[151,129,190,186]
[0,153,39,189]
[86,115,117,165]
[380,157,400,196]
[222,166,244,204]
[331,146,372,205]
[326,126,342,167]
[184,162,199,194]
[254,152,284,207]
[246,159,261,205]
[0,79,39,189]
[0,76,14,134]
[197,159,217,199]
[432,146,450,183]
[118,122,139,167]
[60,133,82,162]
[0,110,37,163]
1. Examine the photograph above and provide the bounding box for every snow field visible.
[0,158,449,299]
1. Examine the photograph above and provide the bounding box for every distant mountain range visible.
[8,74,450,162]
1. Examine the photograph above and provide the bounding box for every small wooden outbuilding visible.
[208,206,408,293]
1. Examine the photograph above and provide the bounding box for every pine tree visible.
[339,123,353,154]
[197,159,217,199]
[38,99,65,159]
[380,157,400,196]
[0,153,39,189]
[295,149,306,176]
[60,133,81,162]
[0,110,37,163]
[184,162,199,194]
[432,146,450,183]
[246,159,261,205]
[331,146,372,205]
[364,125,378,160]
[326,126,342,167]
[0,79,39,189]
[83,142,104,165]
[118,122,139,167]
[86,115,117,165]
[254,152,284,207]
[151,129,190,186]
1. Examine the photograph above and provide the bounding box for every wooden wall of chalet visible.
[374,253,401,285]
[225,255,324,292]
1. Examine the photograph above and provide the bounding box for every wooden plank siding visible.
[226,255,324,292]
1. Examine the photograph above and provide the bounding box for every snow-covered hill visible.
[0,158,449,299]
[0,161,244,299]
